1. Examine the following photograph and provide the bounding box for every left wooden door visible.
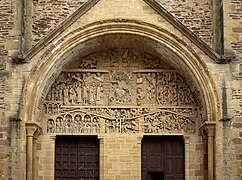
[55,136,99,180]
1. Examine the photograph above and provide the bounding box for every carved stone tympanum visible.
[44,48,200,134]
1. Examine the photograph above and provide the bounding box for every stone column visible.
[26,126,36,180]
[206,125,215,180]
[32,138,37,180]
[26,123,41,180]
[98,135,104,180]
[202,132,208,180]
[32,129,40,180]
[184,136,190,180]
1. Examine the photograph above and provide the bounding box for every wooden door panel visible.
[55,136,99,180]
[142,136,184,180]
[175,159,185,174]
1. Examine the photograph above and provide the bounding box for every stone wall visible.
[0,0,15,179]
[0,1,14,110]
[224,0,242,179]
[229,0,242,57]
[103,135,141,180]
[31,0,213,47]
[0,0,241,179]
[158,0,213,46]
[32,0,88,45]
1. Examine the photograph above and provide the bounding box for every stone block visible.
[232,138,242,145]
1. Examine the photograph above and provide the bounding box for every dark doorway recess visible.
[142,136,185,180]
[55,136,99,180]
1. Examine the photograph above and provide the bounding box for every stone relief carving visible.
[105,119,139,133]
[47,112,100,134]
[232,89,242,99]
[45,71,107,106]
[84,107,153,119]
[143,111,195,134]
[44,48,201,134]
[109,71,131,105]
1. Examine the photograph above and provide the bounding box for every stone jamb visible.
[49,135,56,179]
[137,135,143,180]
[184,136,190,180]
[98,135,104,180]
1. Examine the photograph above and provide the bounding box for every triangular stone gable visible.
[24,0,222,63]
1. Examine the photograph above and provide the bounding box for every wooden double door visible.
[55,136,99,180]
[55,136,184,180]
[142,136,185,180]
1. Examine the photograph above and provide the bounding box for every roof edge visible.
[144,0,224,63]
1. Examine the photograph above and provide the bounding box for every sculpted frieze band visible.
[46,107,196,134]
[45,71,195,107]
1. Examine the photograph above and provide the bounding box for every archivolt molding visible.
[20,20,220,128]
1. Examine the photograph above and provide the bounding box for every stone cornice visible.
[143,0,225,64]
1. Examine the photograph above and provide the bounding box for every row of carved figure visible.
[46,73,104,105]
[144,111,195,133]
[45,71,196,107]
[47,114,100,134]
[46,112,195,134]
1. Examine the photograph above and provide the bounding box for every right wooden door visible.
[142,136,185,180]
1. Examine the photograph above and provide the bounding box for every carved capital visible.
[205,126,215,137]
[26,122,42,138]
[200,122,215,138]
